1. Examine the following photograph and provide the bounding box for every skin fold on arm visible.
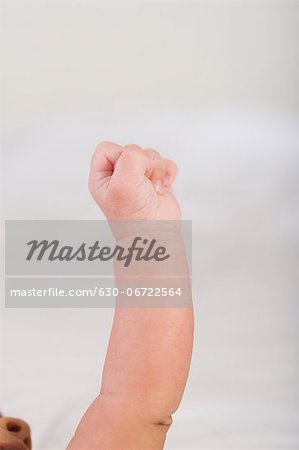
[67,142,194,450]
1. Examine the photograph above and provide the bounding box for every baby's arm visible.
[67,142,193,450]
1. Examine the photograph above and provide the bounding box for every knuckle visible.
[145,148,162,160]
[92,141,114,160]
[96,140,113,150]
[122,147,145,164]
[124,143,142,151]
[166,158,178,171]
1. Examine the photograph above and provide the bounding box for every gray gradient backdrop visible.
[1,1,298,449]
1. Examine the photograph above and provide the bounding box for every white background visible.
[1,1,298,449]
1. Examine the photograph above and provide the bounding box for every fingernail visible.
[153,179,164,195]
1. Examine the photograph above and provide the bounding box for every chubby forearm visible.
[68,237,193,449]
[101,236,193,422]
[101,306,194,420]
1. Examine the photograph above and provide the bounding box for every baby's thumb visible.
[112,145,148,189]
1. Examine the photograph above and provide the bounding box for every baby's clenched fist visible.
[88,141,180,221]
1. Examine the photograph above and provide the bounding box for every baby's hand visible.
[89,141,181,221]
